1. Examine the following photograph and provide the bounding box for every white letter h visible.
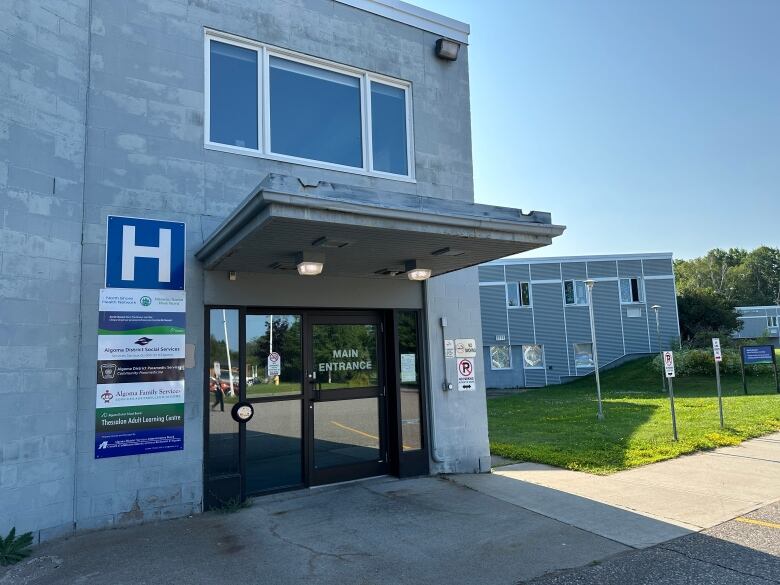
[121,226,172,282]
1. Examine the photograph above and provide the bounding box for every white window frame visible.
[563,280,588,306]
[768,316,779,328]
[490,345,512,370]
[204,29,415,182]
[573,342,594,369]
[506,281,531,309]
[521,344,545,369]
[619,277,645,304]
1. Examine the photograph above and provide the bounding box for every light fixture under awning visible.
[195,174,565,279]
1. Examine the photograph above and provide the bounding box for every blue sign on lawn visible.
[741,345,775,365]
[105,216,185,290]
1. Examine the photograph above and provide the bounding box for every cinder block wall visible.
[71,0,475,534]
[0,0,477,538]
[425,268,491,474]
[0,0,90,540]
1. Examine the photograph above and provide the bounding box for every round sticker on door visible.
[231,401,254,423]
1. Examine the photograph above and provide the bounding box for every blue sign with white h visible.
[105,216,185,290]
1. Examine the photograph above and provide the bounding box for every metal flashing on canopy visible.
[195,174,565,279]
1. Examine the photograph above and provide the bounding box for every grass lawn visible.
[488,357,780,474]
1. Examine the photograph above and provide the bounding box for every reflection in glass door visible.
[307,315,388,485]
[205,308,424,505]
[244,314,303,494]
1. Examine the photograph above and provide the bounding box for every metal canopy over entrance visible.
[196,174,565,278]
[199,174,564,506]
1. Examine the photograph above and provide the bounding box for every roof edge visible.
[335,0,470,44]
[483,252,675,265]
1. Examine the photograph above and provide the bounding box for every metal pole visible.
[668,376,678,441]
[715,359,724,428]
[586,281,604,420]
[222,309,235,397]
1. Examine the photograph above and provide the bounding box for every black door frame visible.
[305,311,388,486]
[203,306,430,509]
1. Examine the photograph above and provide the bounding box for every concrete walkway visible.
[450,432,780,549]
[1,476,632,585]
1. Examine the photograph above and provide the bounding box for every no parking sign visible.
[267,352,281,377]
[457,358,475,391]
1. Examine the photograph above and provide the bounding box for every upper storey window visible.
[205,31,414,181]
[209,41,258,149]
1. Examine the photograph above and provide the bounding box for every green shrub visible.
[0,527,34,566]
[652,348,773,377]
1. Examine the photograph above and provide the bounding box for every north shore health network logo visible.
[134,337,153,346]
[139,295,152,307]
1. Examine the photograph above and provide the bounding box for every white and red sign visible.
[663,351,675,378]
[267,351,281,377]
[457,358,475,391]
[712,338,722,363]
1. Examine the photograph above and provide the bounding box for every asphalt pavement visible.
[520,501,780,584]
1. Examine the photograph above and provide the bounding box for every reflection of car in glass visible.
[210,372,238,396]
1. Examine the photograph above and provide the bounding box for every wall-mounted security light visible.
[295,251,324,276]
[435,38,460,61]
[228,271,237,281]
[405,260,432,281]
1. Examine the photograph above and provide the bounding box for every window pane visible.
[314,398,381,468]
[620,279,631,303]
[371,82,408,175]
[520,282,531,306]
[490,345,511,369]
[270,56,362,167]
[522,344,544,368]
[506,283,520,307]
[575,281,588,305]
[209,41,258,149]
[313,324,378,389]
[246,314,302,398]
[398,311,422,451]
[573,343,594,368]
[208,309,240,476]
[564,281,575,304]
[245,399,302,493]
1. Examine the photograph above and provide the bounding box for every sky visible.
[416,0,780,260]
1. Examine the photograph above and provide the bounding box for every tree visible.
[730,246,780,306]
[674,248,747,300]
[677,290,741,344]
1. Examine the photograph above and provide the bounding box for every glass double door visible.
[206,309,388,505]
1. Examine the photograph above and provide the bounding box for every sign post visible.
[740,345,779,395]
[712,338,724,428]
[663,351,678,441]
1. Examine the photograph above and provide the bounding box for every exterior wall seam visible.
[559,263,572,376]
[69,0,95,540]
[616,260,627,356]
[641,260,652,350]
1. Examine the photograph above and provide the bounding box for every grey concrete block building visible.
[478,254,680,388]
[0,0,564,540]
[734,306,780,347]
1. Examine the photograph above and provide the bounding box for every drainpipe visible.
[422,281,445,463]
